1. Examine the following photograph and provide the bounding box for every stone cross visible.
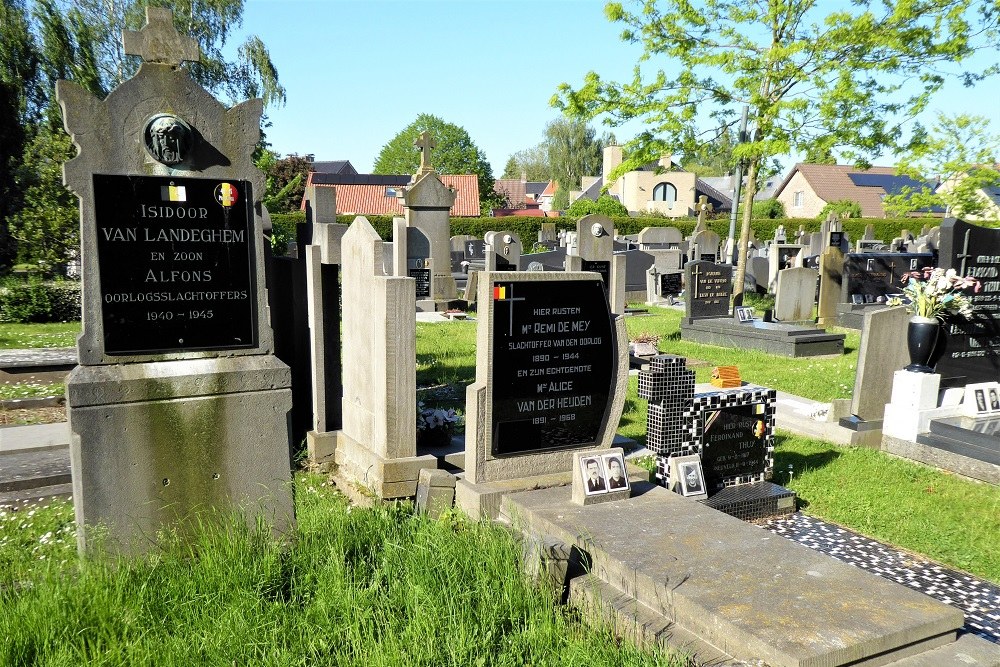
[694,195,713,231]
[122,7,200,66]
[415,131,436,175]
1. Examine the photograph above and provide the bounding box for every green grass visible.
[0,476,684,666]
[0,382,64,400]
[626,305,860,402]
[774,431,1000,582]
[0,322,80,349]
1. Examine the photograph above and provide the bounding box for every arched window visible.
[652,182,677,207]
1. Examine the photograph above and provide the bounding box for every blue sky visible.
[235,0,999,178]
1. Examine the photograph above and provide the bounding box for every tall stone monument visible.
[398,132,459,310]
[58,8,294,553]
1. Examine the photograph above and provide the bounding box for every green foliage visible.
[0,278,80,323]
[679,127,737,176]
[555,0,988,289]
[373,113,498,213]
[566,195,629,217]
[9,129,78,274]
[551,185,570,211]
[885,113,1000,220]
[545,118,607,191]
[260,153,311,213]
[268,212,301,256]
[502,144,551,181]
[750,199,785,219]
[817,200,863,221]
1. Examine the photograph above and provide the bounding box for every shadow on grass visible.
[772,433,842,508]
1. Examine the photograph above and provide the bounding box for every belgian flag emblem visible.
[215,182,238,207]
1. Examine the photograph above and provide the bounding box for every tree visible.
[260,153,312,213]
[502,144,550,181]
[4,0,286,275]
[373,113,499,212]
[884,113,1000,220]
[0,0,42,272]
[817,200,863,221]
[566,195,628,217]
[680,127,736,176]
[555,0,990,298]
[544,118,607,192]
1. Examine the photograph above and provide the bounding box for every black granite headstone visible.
[581,259,611,297]
[490,279,615,456]
[685,260,732,319]
[410,268,431,298]
[700,402,768,492]
[936,218,1000,386]
[93,174,257,355]
[465,240,486,259]
[841,252,934,303]
[660,271,683,297]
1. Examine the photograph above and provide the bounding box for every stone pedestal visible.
[882,371,960,441]
[67,357,294,554]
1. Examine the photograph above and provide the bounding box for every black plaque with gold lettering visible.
[93,174,257,355]
[490,279,614,456]
[701,403,767,492]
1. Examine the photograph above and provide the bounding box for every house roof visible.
[525,181,549,197]
[309,160,357,175]
[695,178,733,212]
[774,163,934,217]
[580,176,603,200]
[301,172,480,217]
[540,180,556,198]
[699,175,777,201]
[494,179,527,206]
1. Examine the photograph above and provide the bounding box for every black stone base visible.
[680,317,845,357]
[700,481,797,521]
[839,415,884,432]
[915,416,1000,466]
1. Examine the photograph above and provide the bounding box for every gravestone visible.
[406,228,433,300]
[684,260,732,320]
[646,267,683,305]
[637,226,682,249]
[538,222,557,244]
[456,271,629,519]
[816,246,845,326]
[839,306,910,445]
[773,267,817,323]
[397,132,459,309]
[337,217,437,498]
[841,253,934,303]
[747,256,770,294]
[303,184,347,466]
[936,218,1000,386]
[638,355,786,518]
[60,8,293,553]
[767,244,804,290]
[484,230,521,271]
[565,214,626,315]
[690,229,721,263]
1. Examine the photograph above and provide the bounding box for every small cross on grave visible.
[415,131,436,175]
[690,264,703,299]
[122,7,200,66]
[957,230,973,276]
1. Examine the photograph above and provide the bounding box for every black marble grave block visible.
[93,174,257,355]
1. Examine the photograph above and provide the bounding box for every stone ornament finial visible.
[122,7,200,66]
[414,131,436,175]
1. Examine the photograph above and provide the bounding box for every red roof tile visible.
[300,172,480,217]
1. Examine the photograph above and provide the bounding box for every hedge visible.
[269,211,940,247]
[0,279,81,323]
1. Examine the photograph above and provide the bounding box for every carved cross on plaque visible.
[122,7,200,66]
[414,131,436,175]
[690,264,703,299]
[957,230,972,276]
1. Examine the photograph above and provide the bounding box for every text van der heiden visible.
[101,226,245,243]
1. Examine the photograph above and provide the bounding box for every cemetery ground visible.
[2,310,1000,662]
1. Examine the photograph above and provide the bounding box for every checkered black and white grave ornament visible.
[639,354,777,493]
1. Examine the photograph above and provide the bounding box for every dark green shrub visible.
[0,278,80,323]
[817,199,863,220]
[566,195,629,218]
[751,199,786,219]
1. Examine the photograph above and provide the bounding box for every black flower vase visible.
[905,316,940,373]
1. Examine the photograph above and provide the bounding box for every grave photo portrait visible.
[581,456,609,495]
[603,453,629,491]
[679,460,706,497]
